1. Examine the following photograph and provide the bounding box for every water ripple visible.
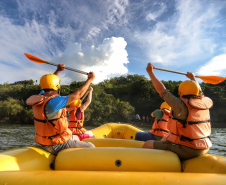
[0,124,226,157]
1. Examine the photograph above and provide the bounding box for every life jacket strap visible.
[161,119,168,122]
[34,116,65,127]
[170,117,187,128]
[69,121,79,123]
[36,132,60,139]
[34,117,56,127]
[180,135,210,142]
[188,119,211,125]
[157,119,168,124]
[34,117,47,123]
[153,128,168,133]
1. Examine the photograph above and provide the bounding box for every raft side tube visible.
[182,154,226,174]
[1,171,226,185]
[83,138,144,148]
[55,147,181,172]
[0,146,55,171]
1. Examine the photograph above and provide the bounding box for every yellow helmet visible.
[40,74,60,91]
[69,99,81,108]
[160,102,171,111]
[178,80,199,97]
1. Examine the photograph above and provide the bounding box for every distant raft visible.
[0,123,226,185]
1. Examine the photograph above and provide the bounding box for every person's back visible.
[26,65,95,155]
[149,102,171,138]
[27,91,72,145]
[144,63,213,160]
[67,87,95,140]
[67,99,86,135]
[167,94,212,149]
[135,102,171,141]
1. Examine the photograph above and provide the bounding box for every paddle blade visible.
[24,53,49,64]
[196,75,226,85]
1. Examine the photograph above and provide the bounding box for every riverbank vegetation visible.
[0,75,225,126]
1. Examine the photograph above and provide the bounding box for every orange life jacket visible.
[149,109,170,137]
[166,97,213,149]
[67,107,86,135]
[26,94,72,145]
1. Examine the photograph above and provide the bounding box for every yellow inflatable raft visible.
[0,123,226,185]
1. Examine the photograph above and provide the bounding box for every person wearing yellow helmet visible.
[67,86,96,141]
[143,63,213,160]
[160,102,171,111]
[40,74,61,91]
[26,64,95,155]
[135,102,171,141]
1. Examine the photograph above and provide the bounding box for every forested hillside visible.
[0,75,226,126]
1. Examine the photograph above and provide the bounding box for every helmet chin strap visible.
[58,89,61,95]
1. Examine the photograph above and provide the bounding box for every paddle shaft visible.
[153,66,226,84]
[153,67,189,76]
[47,61,88,75]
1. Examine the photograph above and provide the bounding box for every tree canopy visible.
[0,75,225,126]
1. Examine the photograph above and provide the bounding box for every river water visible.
[0,124,225,156]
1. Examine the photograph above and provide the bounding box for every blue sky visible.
[0,0,226,84]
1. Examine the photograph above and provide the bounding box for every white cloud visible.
[0,0,130,84]
[81,0,130,42]
[197,54,226,75]
[133,0,220,66]
[0,14,71,84]
[1,0,226,84]
[106,0,129,25]
[146,2,166,21]
[55,37,129,84]
[87,27,102,40]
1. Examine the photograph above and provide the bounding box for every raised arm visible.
[54,64,65,76]
[186,72,203,93]
[67,72,95,105]
[80,87,93,112]
[146,63,166,95]
[186,72,196,81]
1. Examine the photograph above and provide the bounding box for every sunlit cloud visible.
[0,0,131,84]
[197,54,226,76]
[55,37,129,84]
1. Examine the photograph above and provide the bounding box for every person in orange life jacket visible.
[26,64,95,155]
[67,86,96,141]
[143,63,213,160]
[135,102,171,141]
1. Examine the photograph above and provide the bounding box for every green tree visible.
[1,75,226,126]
